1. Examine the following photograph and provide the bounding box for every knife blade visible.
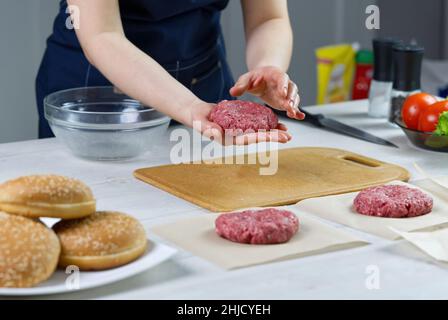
[301,110,399,148]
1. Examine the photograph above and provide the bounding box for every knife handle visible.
[266,105,323,127]
[301,109,324,127]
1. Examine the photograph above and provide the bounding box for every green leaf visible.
[434,111,448,136]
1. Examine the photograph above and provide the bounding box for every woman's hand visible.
[188,100,291,145]
[229,66,304,120]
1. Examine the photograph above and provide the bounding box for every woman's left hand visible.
[229,66,305,120]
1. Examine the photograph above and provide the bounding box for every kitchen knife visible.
[301,109,399,148]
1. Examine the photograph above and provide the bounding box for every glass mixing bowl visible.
[395,119,448,153]
[44,87,171,160]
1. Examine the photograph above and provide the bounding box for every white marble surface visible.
[1,99,448,300]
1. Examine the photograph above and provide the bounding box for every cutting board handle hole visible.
[342,156,380,168]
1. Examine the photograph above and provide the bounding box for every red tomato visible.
[418,100,448,132]
[401,93,437,130]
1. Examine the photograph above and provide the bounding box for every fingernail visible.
[283,88,288,97]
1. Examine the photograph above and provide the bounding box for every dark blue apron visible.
[36,0,233,138]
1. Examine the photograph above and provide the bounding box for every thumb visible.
[229,73,252,97]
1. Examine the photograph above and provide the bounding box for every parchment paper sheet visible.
[431,176,448,190]
[414,164,448,191]
[151,207,368,269]
[391,177,448,261]
[295,180,448,240]
[391,227,448,262]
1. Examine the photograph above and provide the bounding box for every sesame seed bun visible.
[53,211,148,270]
[0,212,60,288]
[0,175,96,219]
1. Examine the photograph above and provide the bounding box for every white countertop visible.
[2,99,448,300]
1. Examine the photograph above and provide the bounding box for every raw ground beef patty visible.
[215,208,299,244]
[208,100,278,134]
[353,185,433,218]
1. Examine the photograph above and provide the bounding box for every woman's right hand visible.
[188,100,292,145]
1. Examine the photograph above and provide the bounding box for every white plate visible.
[0,242,176,296]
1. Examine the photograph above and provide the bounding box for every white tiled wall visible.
[0,0,58,143]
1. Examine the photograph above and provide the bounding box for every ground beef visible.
[208,100,278,135]
[353,185,433,218]
[215,208,299,244]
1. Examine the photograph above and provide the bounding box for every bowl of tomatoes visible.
[395,93,448,152]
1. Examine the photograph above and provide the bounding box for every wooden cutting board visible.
[134,147,410,212]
